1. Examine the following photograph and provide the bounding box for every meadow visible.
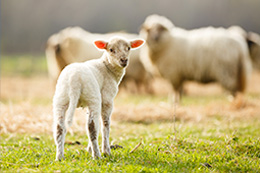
[1,55,260,172]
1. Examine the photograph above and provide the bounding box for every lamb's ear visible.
[130,39,145,49]
[94,40,107,50]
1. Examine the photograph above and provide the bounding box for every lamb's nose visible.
[120,59,128,64]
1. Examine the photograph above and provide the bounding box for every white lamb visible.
[140,14,252,101]
[53,36,144,160]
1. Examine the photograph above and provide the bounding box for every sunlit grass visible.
[1,120,260,172]
[115,93,228,106]
[1,55,48,76]
[1,55,260,172]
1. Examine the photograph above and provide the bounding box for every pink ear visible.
[94,40,107,49]
[130,39,145,49]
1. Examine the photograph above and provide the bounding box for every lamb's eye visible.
[110,49,113,53]
[127,47,130,51]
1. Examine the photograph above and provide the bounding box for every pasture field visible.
[1,55,260,172]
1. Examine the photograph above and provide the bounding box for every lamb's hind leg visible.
[86,105,101,159]
[101,102,113,156]
[53,105,68,161]
[86,109,92,154]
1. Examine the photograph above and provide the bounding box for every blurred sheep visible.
[228,26,260,70]
[246,32,260,70]
[140,14,252,101]
[46,27,152,93]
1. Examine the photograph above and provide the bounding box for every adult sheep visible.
[46,27,152,93]
[139,14,252,101]
[247,32,260,70]
[228,26,260,70]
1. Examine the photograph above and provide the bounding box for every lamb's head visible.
[94,37,145,68]
[140,14,174,48]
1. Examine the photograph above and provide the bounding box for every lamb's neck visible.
[102,55,125,84]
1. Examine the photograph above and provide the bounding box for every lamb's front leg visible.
[101,102,113,156]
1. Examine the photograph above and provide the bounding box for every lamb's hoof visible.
[92,151,102,159]
[92,157,99,160]
[102,152,111,157]
[55,156,65,161]
[87,146,92,154]
[110,144,123,150]
[102,149,111,157]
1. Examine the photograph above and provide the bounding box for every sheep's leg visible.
[53,105,68,161]
[87,143,92,154]
[86,106,101,159]
[101,102,113,156]
[173,86,183,104]
[85,109,92,154]
[177,86,183,102]
[170,83,183,104]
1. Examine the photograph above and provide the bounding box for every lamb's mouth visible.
[120,62,127,67]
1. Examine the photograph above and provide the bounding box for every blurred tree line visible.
[1,0,260,54]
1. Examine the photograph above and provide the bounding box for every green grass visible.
[1,55,260,172]
[1,55,48,76]
[1,120,260,172]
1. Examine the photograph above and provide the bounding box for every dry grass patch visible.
[0,71,260,134]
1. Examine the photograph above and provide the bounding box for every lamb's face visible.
[106,38,131,68]
[94,37,145,68]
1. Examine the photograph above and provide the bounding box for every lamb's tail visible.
[66,84,81,127]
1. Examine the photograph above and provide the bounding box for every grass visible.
[115,93,228,106]
[1,120,260,172]
[1,55,48,77]
[1,55,260,172]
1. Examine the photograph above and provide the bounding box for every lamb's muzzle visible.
[120,58,128,67]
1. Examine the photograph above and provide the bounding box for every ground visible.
[0,56,260,172]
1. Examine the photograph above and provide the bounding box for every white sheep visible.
[228,26,260,70]
[53,36,144,160]
[139,14,252,101]
[247,31,260,70]
[46,27,151,93]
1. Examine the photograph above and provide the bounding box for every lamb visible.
[46,27,151,93]
[53,36,144,160]
[139,14,252,101]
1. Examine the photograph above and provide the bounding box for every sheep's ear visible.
[247,32,259,48]
[94,40,107,50]
[158,24,167,32]
[130,39,145,49]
